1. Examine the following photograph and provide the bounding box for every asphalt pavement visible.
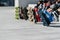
[0,7,60,40]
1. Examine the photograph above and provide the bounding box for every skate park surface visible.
[0,7,60,40]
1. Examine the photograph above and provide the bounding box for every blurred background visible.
[0,0,14,6]
[0,0,39,7]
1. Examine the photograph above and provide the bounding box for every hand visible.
[57,8,60,12]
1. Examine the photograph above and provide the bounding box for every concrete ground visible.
[0,7,60,40]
